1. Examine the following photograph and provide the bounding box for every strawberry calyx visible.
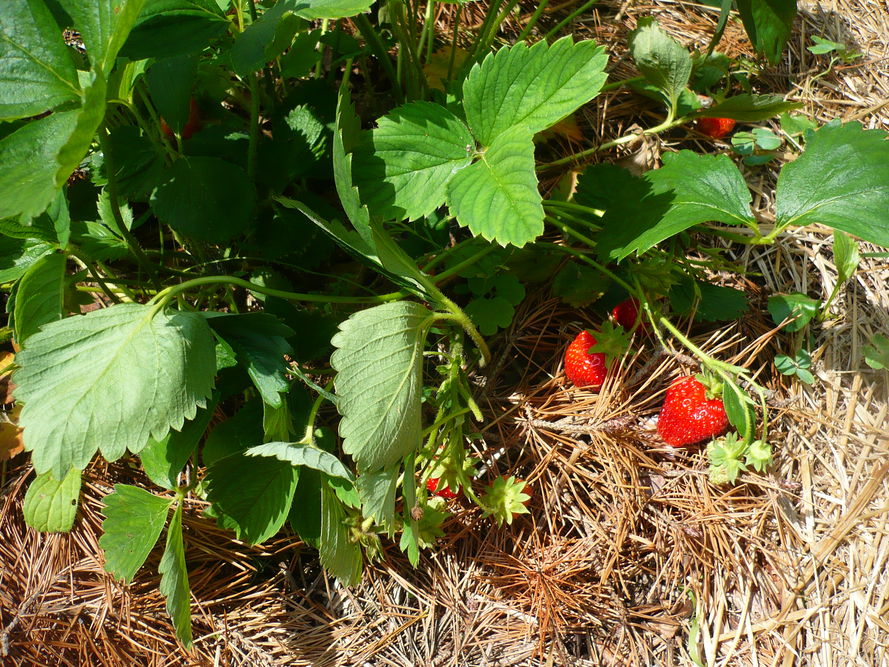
[481,475,531,526]
[744,439,773,472]
[693,371,724,400]
[707,432,747,484]
[585,321,631,369]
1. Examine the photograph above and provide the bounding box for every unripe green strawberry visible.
[657,375,728,446]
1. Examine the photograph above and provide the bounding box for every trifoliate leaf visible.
[462,37,607,146]
[464,296,514,336]
[22,467,81,533]
[99,484,172,582]
[331,301,431,472]
[775,122,889,246]
[14,303,216,478]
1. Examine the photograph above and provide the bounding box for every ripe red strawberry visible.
[160,98,201,141]
[696,117,736,139]
[564,323,629,389]
[612,298,641,330]
[426,477,459,499]
[564,330,607,389]
[657,375,729,446]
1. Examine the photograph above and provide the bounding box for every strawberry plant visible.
[1,0,887,651]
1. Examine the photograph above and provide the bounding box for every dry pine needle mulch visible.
[2,0,889,664]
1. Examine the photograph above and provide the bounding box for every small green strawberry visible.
[707,432,747,484]
[481,475,531,526]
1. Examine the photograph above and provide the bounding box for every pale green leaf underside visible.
[463,36,607,146]
[355,467,398,531]
[159,503,193,648]
[23,467,82,533]
[331,301,431,472]
[628,18,692,110]
[775,122,889,246]
[319,485,362,585]
[206,453,299,544]
[447,127,543,247]
[14,303,216,478]
[0,0,80,120]
[246,441,354,481]
[99,484,172,582]
[353,101,474,221]
[290,0,375,20]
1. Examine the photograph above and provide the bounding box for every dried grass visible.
[2,0,888,664]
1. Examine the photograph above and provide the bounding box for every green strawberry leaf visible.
[14,303,216,478]
[551,261,610,307]
[775,122,889,246]
[319,484,362,585]
[767,293,819,332]
[462,36,607,146]
[352,101,475,221]
[0,112,79,223]
[12,252,66,345]
[331,301,430,472]
[121,0,229,59]
[779,113,817,136]
[158,502,192,648]
[245,441,354,481]
[579,153,755,261]
[59,0,147,75]
[628,18,692,114]
[203,312,293,408]
[99,484,173,582]
[863,334,889,370]
[736,0,796,64]
[669,277,749,322]
[22,467,81,533]
[700,94,801,122]
[722,381,756,442]
[832,230,860,286]
[205,451,300,545]
[151,157,257,243]
[464,296,514,336]
[230,1,304,76]
[447,127,543,247]
[0,0,80,120]
[140,398,218,490]
[355,466,399,532]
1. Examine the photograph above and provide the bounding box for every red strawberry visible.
[612,298,641,330]
[426,477,459,499]
[657,375,729,446]
[564,323,630,389]
[160,98,202,141]
[696,117,736,139]
[564,330,607,389]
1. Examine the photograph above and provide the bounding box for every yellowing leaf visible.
[0,404,24,462]
[422,47,468,91]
